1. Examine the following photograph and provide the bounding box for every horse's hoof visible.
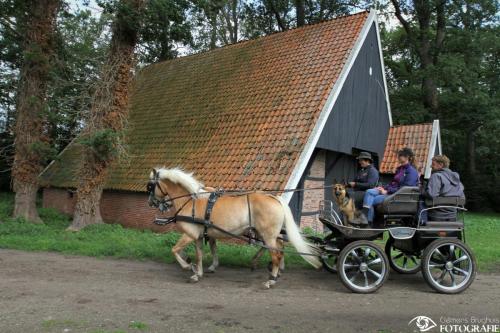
[262,280,276,289]
[206,266,216,273]
[181,265,191,271]
[189,275,199,283]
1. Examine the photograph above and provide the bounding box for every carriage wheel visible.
[385,237,421,274]
[321,254,337,273]
[421,239,476,294]
[337,240,389,293]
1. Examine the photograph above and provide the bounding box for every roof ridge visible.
[143,10,370,70]
[391,122,433,128]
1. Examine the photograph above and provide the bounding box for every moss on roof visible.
[40,12,369,192]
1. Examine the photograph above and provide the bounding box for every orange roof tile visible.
[380,123,433,175]
[40,12,370,192]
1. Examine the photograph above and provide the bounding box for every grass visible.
[128,321,148,330]
[0,192,306,268]
[0,192,499,271]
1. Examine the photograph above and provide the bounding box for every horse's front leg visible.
[190,238,204,282]
[207,238,219,273]
[172,234,194,270]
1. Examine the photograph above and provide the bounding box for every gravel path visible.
[0,249,498,333]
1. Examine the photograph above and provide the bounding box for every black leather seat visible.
[424,196,466,222]
[424,196,466,207]
[376,186,420,215]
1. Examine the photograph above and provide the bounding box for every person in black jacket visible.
[348,152,379,207]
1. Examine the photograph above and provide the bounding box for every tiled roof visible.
[40,12,370,192]
[380,123,433,175]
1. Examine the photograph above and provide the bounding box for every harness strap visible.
[247,194,252,228]
[203,191,222,242]
[246,194,256,245]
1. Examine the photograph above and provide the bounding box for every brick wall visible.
[43,151,328,233]
[42,188,175,233]
[299,150,325,232]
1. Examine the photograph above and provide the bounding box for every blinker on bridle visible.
[147,171,173,212]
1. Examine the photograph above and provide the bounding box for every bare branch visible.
[0,16,22,38]
[390,0,411,36]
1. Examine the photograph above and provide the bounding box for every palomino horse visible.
[148,167,321,288]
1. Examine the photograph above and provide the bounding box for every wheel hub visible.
[359,262,368,272]
[445,261,454,270]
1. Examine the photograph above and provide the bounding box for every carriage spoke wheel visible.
[337,240,389,293]
[385,237,421,274]
[422,239,476,294]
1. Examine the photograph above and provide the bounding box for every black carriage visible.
[311,186,476,294]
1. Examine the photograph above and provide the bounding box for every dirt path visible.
[0,249,498,333]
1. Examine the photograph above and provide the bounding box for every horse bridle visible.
[147,176,195,218]
[147,178,173,212]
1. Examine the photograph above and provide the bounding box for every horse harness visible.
[148,178,320,256]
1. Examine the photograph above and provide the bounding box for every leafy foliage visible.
[382,0,499,211]
[77,129,122,162]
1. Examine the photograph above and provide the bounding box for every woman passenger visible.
[361,148,419,225]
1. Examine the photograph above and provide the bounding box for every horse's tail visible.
[275,196,322,269]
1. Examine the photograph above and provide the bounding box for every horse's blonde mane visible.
[155,167,204,194]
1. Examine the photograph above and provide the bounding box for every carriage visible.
[308,186,476,294]
[148,168,476,292]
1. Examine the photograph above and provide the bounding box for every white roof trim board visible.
[374,14,393,127]
[282,11,391,202]
[424,119,442,179]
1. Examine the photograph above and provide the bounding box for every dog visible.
[332,184,368,226]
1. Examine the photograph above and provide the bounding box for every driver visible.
[348,151,379,207]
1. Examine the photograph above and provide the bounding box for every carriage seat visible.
[376,186,420,215]
[424,196,466,207]
[424,196,466,224]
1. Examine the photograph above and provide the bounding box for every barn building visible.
[40,11,441,232]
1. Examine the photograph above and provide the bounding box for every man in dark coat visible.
[348,152,379,207]
[423,155,465,222]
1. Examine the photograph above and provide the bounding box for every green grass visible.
[0,192,306,268]
[465,213,500,272]
[128,321,148,330]
[0,192,499,271]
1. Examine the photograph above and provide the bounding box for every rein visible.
[147,177,330,257]
[154,184,337,205]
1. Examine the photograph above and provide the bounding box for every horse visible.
[147,167,321,288]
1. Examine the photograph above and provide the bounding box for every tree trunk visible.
[466,129,476,179]
[295,0,305,27]
[11,0,60,223]
[13,182,40,222]
[210,12,218,49]
[391,0,445,119]
[68,0,144,231]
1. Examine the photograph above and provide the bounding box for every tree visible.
[10,0,61,223]
[68,0,145,231]
[383,0,500,210]
[48,8,111,151]
[140,0,192,62]
[438,0,499,209]
[389,0,447,118]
